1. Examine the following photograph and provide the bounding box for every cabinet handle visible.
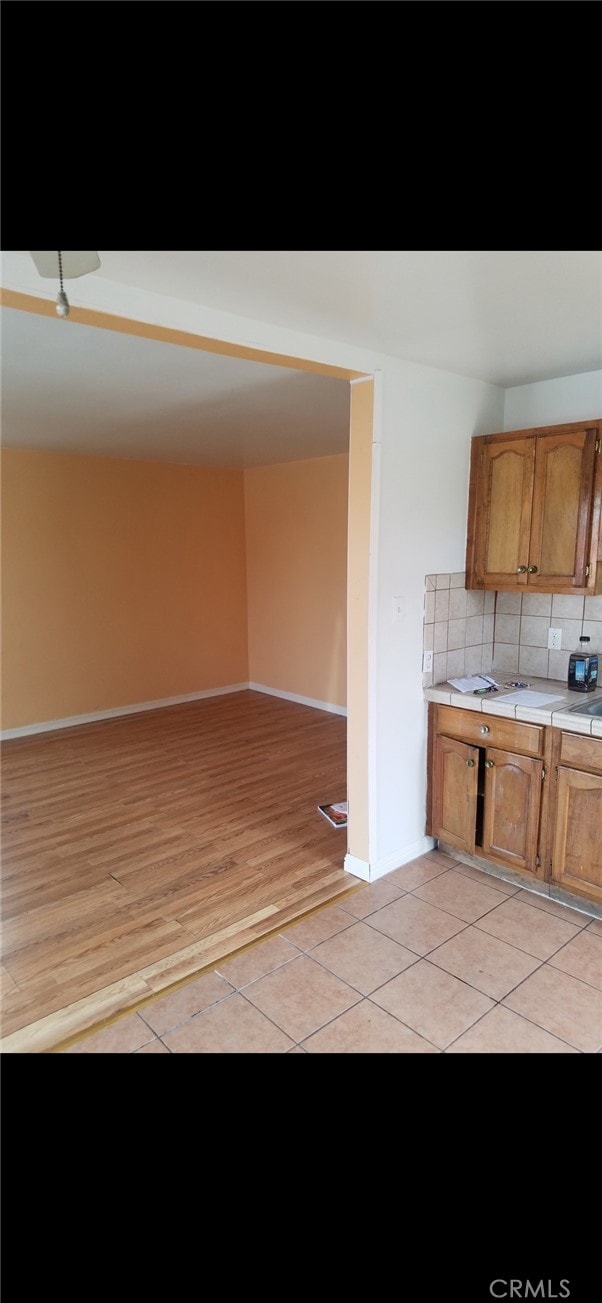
[484,759,494,769]
[479,725,490,735]
[528,565,538,574]
[466,758,475,768]
[517,565,527,573]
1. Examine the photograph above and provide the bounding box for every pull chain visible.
[56,250,70,318]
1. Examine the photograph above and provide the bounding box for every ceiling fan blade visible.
[29,251,101,279]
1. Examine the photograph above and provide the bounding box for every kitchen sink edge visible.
[568,698,602,717]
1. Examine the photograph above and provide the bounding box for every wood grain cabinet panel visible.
[432,734,478,855]
[428,706,602,904]
[470,438,534,589]
[551,766,602,904]
[559,732,602,775]
[481,748,543,872]
[435,706,543,757]
[430,708,543,871]
[529,430,597,589]
[466,420,601,594]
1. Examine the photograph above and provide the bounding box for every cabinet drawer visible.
[559,731,602,775]
[435,706,544,757]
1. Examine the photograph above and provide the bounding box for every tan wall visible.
[0,449,249,728]
[244,455,348,708]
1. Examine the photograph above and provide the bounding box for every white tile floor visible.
[63,850,602,1054]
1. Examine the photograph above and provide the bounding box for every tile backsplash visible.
[423,577,602,688]
[423,573,495,687]
[492,590,602,682]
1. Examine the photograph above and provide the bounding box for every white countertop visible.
[424,676,602,737]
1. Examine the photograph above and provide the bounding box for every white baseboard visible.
[369,836,435,881]
[1,681,347,740]
[345,836,435,884]
[0,683,250,740]
[249,683,347,716]
[344,852,370,882]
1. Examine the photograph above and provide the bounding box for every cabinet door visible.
[552,766,602,903]
[527,428,597,589]
[471,438,535,588]
[481,747,542,872]
[432,735,478,854]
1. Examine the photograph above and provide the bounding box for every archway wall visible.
[0,258,505,876]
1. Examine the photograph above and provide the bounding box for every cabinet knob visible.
[517,565,527,573]
[480,725,490,734]
[484,759,494,769]
[466,758,475,768]
[528,565,538,574]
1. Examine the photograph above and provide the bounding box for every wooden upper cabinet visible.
[470,438,535,588]
[529,430,596,588]
[466,420,601,593]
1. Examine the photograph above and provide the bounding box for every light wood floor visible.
[1,691,359,1052]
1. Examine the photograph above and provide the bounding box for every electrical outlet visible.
[423,650,433,673]
[548,628,562,651]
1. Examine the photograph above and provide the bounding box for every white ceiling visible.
[1,250,601,467]
[71,249,602,386]
[0,308,351,468]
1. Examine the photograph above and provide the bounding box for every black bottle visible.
[567,636,599,692]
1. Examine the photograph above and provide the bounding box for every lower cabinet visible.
[428,705,602,903]
[431,710,543,872]
[481,747,543,872]
[550,733,602,904]
[432,735,478,855]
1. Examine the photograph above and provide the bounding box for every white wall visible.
[504,370,602,430]
[373,362,503,874]
[1,253,505,880]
